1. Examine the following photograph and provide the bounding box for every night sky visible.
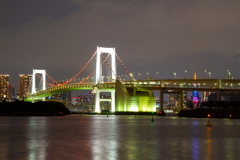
[1,0,240,92]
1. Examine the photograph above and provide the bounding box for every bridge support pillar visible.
[148,90,152,96]
[160,88,164,112]
[31,96,35,103]
[95,90,100,113]
[133,88,136,96]
[179,91,183,111]
[111,90,115,112]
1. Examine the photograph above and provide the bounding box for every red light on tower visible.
[60,112,62,114]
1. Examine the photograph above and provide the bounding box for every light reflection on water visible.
[90,117,118,160]
[1,116,240,160]
[207,127,212,160]
[27,117,48,160]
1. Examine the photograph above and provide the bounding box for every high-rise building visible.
[0,74,9,101]
[83,95,88,102]
[192,70,201,107]
[168,94,179,107]
[191,91,201,107]
[78,95,82,102]
[89,91,95,102]
[19,74,32,100]
[49,92,71,101]
[8,85,15,100]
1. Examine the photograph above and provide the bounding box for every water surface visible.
[0,115,240,160]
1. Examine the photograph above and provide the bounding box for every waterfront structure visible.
[0,74,9,101]
[19,74,32,100]
[23,47,240,113]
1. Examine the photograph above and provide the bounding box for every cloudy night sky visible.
[1,0,240,91]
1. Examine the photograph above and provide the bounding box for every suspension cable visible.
[78,54,111,84]
[45,51,97,84]
[101,53,119,80]
[115,52,135,81]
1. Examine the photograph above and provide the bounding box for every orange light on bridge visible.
[230,115,232,117]
[208,114,210,118]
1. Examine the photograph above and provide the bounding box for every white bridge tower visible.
[94,46,116,113]
[31,69,46,102]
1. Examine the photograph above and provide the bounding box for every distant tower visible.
[194,69,196,80]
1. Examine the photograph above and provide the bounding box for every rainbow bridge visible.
[24,47,240,113]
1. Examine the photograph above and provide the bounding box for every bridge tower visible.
[31,69,46,102]
[95,46,116,113]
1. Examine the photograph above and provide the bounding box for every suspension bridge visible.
[24,46,240,113]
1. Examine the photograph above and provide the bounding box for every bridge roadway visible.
[25,82,115,101]
[26,79,240,112]
[122,79,240,112]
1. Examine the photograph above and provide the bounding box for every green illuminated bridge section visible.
[28,79,240,99]
[26,82,115,99]
[122,79,240,91]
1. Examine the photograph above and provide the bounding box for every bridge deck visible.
[26,79,240,100]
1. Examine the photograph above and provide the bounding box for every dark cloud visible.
[0,0,81,29]
[0,0,240,90]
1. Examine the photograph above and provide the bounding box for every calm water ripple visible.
[0,115,240,160]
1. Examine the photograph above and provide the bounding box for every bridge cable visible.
[115,52,135,81]
[101,53,119,80]
[78,54,111,84]
[45,51,97,85]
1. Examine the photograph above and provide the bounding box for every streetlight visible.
[156,72,159,79]
[101,76,105,82]
[107,76,110,82]
[204,70,207,79]
[130,73,133,81]
[138,73,141,80]
[146,72,149,80]
[208,72,211,79]
[185,70,187,79]
[174,72,176,79]
[227,70,231,76]
[125,75,128,81]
